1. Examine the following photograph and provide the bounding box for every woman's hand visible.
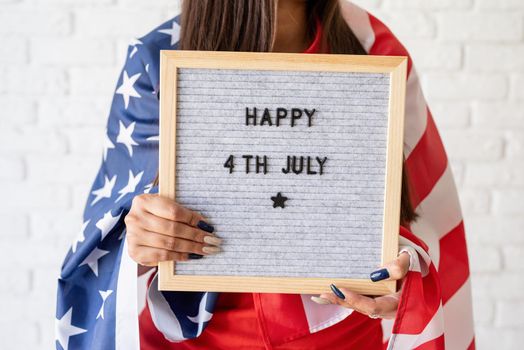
[125,193,222,266]
[311,252,411,320]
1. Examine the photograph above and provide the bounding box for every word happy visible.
[223,107,328,176]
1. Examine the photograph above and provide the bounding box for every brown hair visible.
[175,0,417,224]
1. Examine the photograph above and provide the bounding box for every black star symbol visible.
[271,192,288,209]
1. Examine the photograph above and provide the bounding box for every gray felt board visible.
[173,68,390,279]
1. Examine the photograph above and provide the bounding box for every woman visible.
[56,1,474,349]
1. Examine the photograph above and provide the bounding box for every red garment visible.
[140,292,383,350]
[139,22,383,350]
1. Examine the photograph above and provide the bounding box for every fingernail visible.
[197,221,214,233]
[203,235,222,246]
[370,268,390,282]
[188,253,204,259]
[202,246,221,255]
[311,296,332,305]
[330,284,345,300]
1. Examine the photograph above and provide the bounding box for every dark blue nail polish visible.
[370,268,390,282]
[197,221,214,233]
[330,284,345,300]
[188,253,204,259]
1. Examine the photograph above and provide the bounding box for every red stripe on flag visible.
[467,337,476,350]
[406,112,448,208]
[368,15,413,73]
[393,228,441,335]
[438,222,470,304]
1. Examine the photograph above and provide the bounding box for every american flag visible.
[55,2,474,349]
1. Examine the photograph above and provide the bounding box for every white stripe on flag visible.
[403,69,429,157]
[147,274,186,342]
[411,164,463,268]
[115,237,140,350]
[300,294,353,333]
[443,279,475,349]
[339,1,376,52]
[388,305,445,350]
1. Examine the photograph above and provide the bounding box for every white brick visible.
[0,96,37,126]
[344,0,382,11]
[65,127,106,155]
[471,296,494,327]
[0,320,39,348]
[471,272,524,300]
[7,241,67,268]
[74,8,163,38]
[511,74,524,100]
[406,41,462,71]
[423,73,508,100]
[469,245,502,272]
[458,188,491,215]
[381,12,436,40]
[493,189,524,215]
[0,127,68,155]
[506,131,524,160]
[437,13,523,42]
[431,103,470,128]
[473,102,524,128]
[0,213,28,238]
[38,97,110,126]
[467,217,524,245]
[0,184,70,211]
[383,0,473,10]
[31,38,115,65]
[0,9,71,35]
[0,36,27,63]
[477,0,524,10]
[495,301,524,328]
[0,268,31,295]
[465,161,524,187]
[26,154,100,184]
[503,246,524,272]
[441,130,504,160]
[6,66,68,95]
[466,45,524,72]
[475,327,523,350]
[0,155,25,181]
[30,211,82,243]
[69,67,120,96]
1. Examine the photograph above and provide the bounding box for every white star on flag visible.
[91,175,117,206]
[116,120,138,156]
[158,21,180,46]
[96,210,122,240]
[55,308,87,350]
[116,170,144,202]
[96,290,114,320]
[146,135,159,142]
[144,183,153,194]
[145,63,150,73]
[116,71,141,109]
[129,38,142,58]
[80,247,110,277]
[187,293,213,336]
[72,220,90,253]
[103,134,115,161]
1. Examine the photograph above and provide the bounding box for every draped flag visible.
[56,2,474,349]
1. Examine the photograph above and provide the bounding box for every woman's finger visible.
[316,287,400,320]
[132,194,205,227]
[127,228,219,255]
[128,245,189,266]
[127,210,221,245]
[370,251,410,282]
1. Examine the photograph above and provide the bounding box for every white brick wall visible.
[0,0,522,349]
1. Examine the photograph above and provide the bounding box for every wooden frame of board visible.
[158,50,407,295]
